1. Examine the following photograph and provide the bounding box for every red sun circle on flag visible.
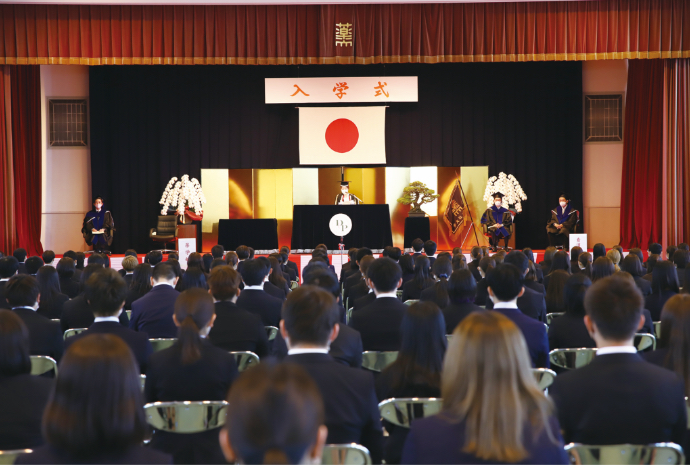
[325,118,359,153]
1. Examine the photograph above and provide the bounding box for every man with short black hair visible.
[65,268,152,373]
[679,243,690,251]
[129,262,179,338]
[550,275,686,445]
[0,256,19,309]
[281,286,383,463]
[467,246,483,282]
[648,243,663,258]
[485,251,546,322]
[388,247,402,262]
[672,249,689,288]
[350,256,376,312]
[280,245,300,281]
[145,250,163,266]
[343,247,373,302]
[87,253,106,267]
[339,248,359,285]
[211,245,225,259]
[235,245,249,274]
[24,256,44,276]
[486,263,549,368]
[236,259,283,327]
[349,257,406,351]
[207,266,269,357]
[41,250,56,266]
[13,249,27,275]
[411,238,424,256]
[6,275,63,362]
[257,256,287,300]
[423,240,438,268]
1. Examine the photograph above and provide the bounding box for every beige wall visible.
[582,60,628,247]
[40,65,92,253]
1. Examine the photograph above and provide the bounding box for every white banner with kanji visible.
[266,76,418,104]
[299,106,386,165]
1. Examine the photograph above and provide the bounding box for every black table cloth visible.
[218,219,278,250]
[404,217,431,248]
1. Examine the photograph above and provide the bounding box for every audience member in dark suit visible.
[548,274,595,350]
[541,250,571,291]
[550,275,687,446]
[544,270,570,315]
[339,248,359,285]
[279,246,300,281]
[207,266,270,358]
[420,257,452,308]
[22,257,42,277]
[117,250,138,278]
[576,251,593,278]
[281,286,383,463]
[672,249,689,289]
[35,266,69,320]
[538,246,557,276]
[473,257,495,306]
[349,258,407,352]
[376,301,445,464]
[523,248,544,283]
[348,255,375,306]
[146,288,238,464]
[56,257,80,299]
[353,291,376,312]
[398,254,415,287]
[410,238,424,257]
[443,269,484,334]
[130,262,179,338]
[643,254,660,282]
[402,311,568,465]
[6,275,63,363]
[64,268,152,374]
[0,256,19,309]
[592,242,607,261]
[343,248,373,303]
[121,255,138,289]
[218,363,328,465]
[124,263,152,310]
[485,264,550,368]
[645,260,680,321]
[236,259,283,327]
[423,240,437,269]
[401,256,434,302]
[485,251,547,322]
[466,247,483,283]
[0,309,53,450]
[17,334,171,465]
[13,248,27,275]
[175,267,208,292]
[620,254,653,296]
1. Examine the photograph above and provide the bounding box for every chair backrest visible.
[50,319,60,323]
[149,338,177,352]
[404,299,419,306]
[634,333,657,352]
[378,398,443,428]
[396,289,403,300]
[546,312,565,326]
[0,449,33,465]
[140,374,146,392]
[564,443,684,465]
[126,310,132,320]
[29,355,58,377]
[361,351,398,372]
[654,321,661,339]
[322,444,372,465]
[265,326,279,341]
[346,307,353,324]
[533,368,557,391]
[230,351,260,371]
[144,401,228,433]
[549,348,597,370]
[156,215,178,235]
[446,334,452,343]
[63,327,88,340]
[290,280,299,290]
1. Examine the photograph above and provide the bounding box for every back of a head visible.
[79,264,104,291]
[25,256,44,275]
[658,295,690,393]
[303,269,340,299]
[121,255,138,273]
[186,252,203,270]
[248,247,255,259]
[87,253,106,267]
[578,252,593,276]
[208,266,242,301]
[442,311,552,462]
[42,250,56,265]
[280,245,291,256]
[0,309,31,376]
[85,268,127,317]
[399,254,415,274]
[563,273,592,317]
[348,247,358,263]
[646,254,660,274]
[152,262,176,283]
[43,334,146,458]
[225,251,239,268]
[358,255,375,278]
[5,275,39,308]
[63,250,77,261]
[75,252,85,269]
[36,266,61,301]
[451,253,467,271]
[543,246,557,263]
[432,257,452,280]
[585,275,643,342]
[621,254,644,277]
[146,250,163,266]
[591,257,615,282]
[545,270,570,313]
[486,264,523,302]
[447,269,477,304]
[131,264,153,293]
[13,248,27,263]
[471,246,483,260]
[673,249,690,269]
[504,251,528,273]
[388,247,402,262]
[648,243,663,255]
[606,248,621,266]
[478,256,496,274]
[522,248,534,263]
[367,257,403,293]
[411,238,424,253]
[382,246,392,258]
[282,286,338,346]
[629,248,644,264]
[493,250,506,264]
[652,260,680,293]
[224,363,325,465]
[423,240,437,256]
[167,252,179,261]
[124,249,138,258]
[174,288,216,365]
[241,259,269,286]
[211,245,225,259]
[0,256,19,279]
[236,245,250,260]
[678,243,689,251]
[570,246,583,264]
[667,246,678,261]
[210,258,226,271]
[355,247,373,263]
[202,253,214,273]
[302,262,328,283]
[397,301,446,383]
[592,243,607,260]
[550,251,571,273]
[180,267,208,290]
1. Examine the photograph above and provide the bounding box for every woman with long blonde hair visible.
[401,311,567,464]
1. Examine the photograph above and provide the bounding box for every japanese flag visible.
[299,106,386,165]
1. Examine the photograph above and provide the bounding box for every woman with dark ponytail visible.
[420,257,452,309]
[145,288,239,463]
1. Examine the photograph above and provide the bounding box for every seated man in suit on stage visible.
[485,251,546,322]
[207,265,270,358]
[349,257,407,351]
[129,262,179,338]
[549,275,687,446]
[65,268,152,374]
[281,285,383,463]
[343,247,373,304]
[486,264,549,368]
[481,193,513,252]
[0,256,19,309]
[236,258,283,328]
[5,275,63,363]
[350,255,376,311]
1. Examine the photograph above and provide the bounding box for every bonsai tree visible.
[397,181,440,214]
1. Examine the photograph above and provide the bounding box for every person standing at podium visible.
[335,181,363,205]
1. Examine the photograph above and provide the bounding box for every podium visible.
[177,225,197,268]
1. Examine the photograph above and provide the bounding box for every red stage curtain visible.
[0,65,42,256]
[0,1,688,65]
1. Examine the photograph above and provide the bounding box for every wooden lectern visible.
[176,225,197,251]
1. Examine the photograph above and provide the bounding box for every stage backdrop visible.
[90,62,582,253]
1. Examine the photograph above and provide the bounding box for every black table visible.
[404,217,431,248]
[218,219,278,250]
[291,205,393,250]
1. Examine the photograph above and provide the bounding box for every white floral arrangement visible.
[483,172,528,213]
[159,175,207,216]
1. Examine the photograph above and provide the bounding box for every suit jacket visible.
[343,270,363,302]
[0,374,53,450]
[524,280,546,295]
[467,259,482,283]
[236,289,283,327]
[339,264,357,285]
[65,321,153,373]
[272,324,364,369]
[123,273,134,288]
[17,262,27,275]
[283,353,383,463]
[283,265,296,282]
[353,292,376,312]
[420,282,448,308]
[401,272,415,288]
[61,295,129,333]
[443,302,484,334]
[13,307,64,362]
[129,284,179,338]
[348,280,370,306]
[349,297,406,351]
[36,293,69,320]
[208,301,270,358]
[645,290,679,321]
[643,272,654,282]
[287,259,299,278]
[58,276,80,299]
[474,278,490,306]
[402,414,568,465]
[145,339,239,465]
[492,306,549,368]
[0,280,9,309]
[16,445,171,465]
[550,353,687,446]
[630,276,652,296]
[264,280,287,300]
[401,279,434,302]
[124,287,149,310]
[486,285,547,322]
[547,313,595,350]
